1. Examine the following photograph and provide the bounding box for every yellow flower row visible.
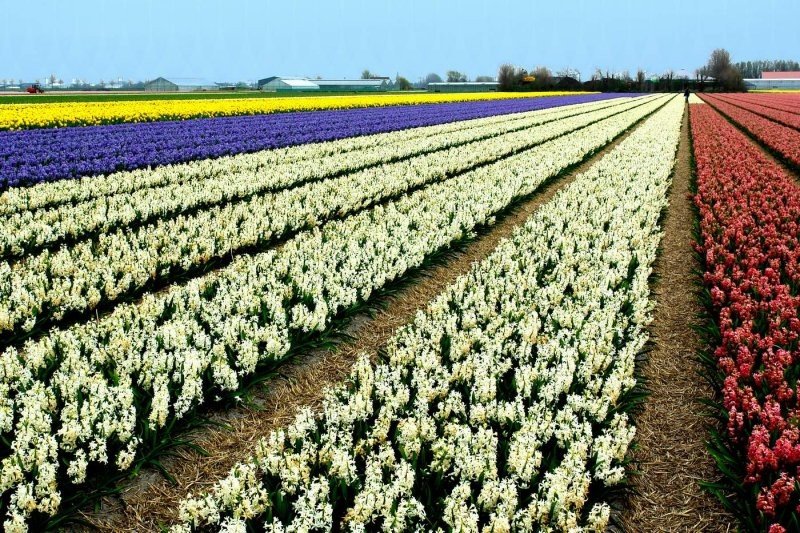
[0,91,587,130]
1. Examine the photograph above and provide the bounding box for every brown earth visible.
[81,110,654,532]
[620,104,736,532]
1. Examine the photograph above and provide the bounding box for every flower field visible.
[691,100,800,532]
[7,86,800,532]
[169,95,684,532]
[699,93,800,168]
[0,91,581,130]
[724,94,800,114]
[0,95,657,336]
[709,94,800,129]
[0,94,622,189]
[0,92,678,529]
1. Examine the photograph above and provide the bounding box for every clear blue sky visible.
[1,0,798,83]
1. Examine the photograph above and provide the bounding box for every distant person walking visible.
[684,88,690,103]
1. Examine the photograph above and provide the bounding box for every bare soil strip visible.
[621,105,735,532]
[81,115,654,532]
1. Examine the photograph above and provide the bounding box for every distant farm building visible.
[428,81,499,93]
[745,71,800,90]
[314,79,389,91]
[144,77,220,92]
[762,71,800,79]
[258,76,390,92]
[258,77,321,92]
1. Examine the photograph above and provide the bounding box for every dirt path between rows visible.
[621,105,735,532]
[81,111,656,532]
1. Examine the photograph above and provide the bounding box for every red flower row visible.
[712,94,800,130]
[700,93,800,167]
[723,93,800,117]
[691,104,800,532]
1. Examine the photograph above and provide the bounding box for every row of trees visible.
[699,50,800,91]
[493,49,798,94]
[361,69,496,91]
[418,72,495,83]
[734,59,800,79]
[497,65,584,91]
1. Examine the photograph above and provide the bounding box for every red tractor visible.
[26,83,44,94]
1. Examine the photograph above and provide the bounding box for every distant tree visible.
[636,68,646,90]
[708,48,732,80]
[474,75,494,82]
[721,66,744,91]
[424,73,443,85]
[395,76,412,90]
[704,48,744,90]
[497,64,517,90]
[529,66,552,88]
[361,69,374,80]
[556,67,581,81]
[446,70,467,82]
[48,73,57,86]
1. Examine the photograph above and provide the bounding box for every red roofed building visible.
[762,71,800,79]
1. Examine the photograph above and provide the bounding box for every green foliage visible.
[734,59,800,79]
[394,76,413,91]
[446,70,467,82]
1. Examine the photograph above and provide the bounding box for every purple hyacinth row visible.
[0,93,628,190]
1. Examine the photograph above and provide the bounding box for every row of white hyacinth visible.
[0,96,635,219]
[0,97,663,335]
[0,97,645,257]
[0,95,670,530]
[172,96,684,533]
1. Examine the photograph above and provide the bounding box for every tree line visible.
[733,59,800,79]
[362,49,799,94]
[360,69,497,91]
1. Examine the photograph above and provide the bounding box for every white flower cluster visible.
[0,97,661,334]
[173,96,684,532]
[0,95,671,529]
[0,97,644,255]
